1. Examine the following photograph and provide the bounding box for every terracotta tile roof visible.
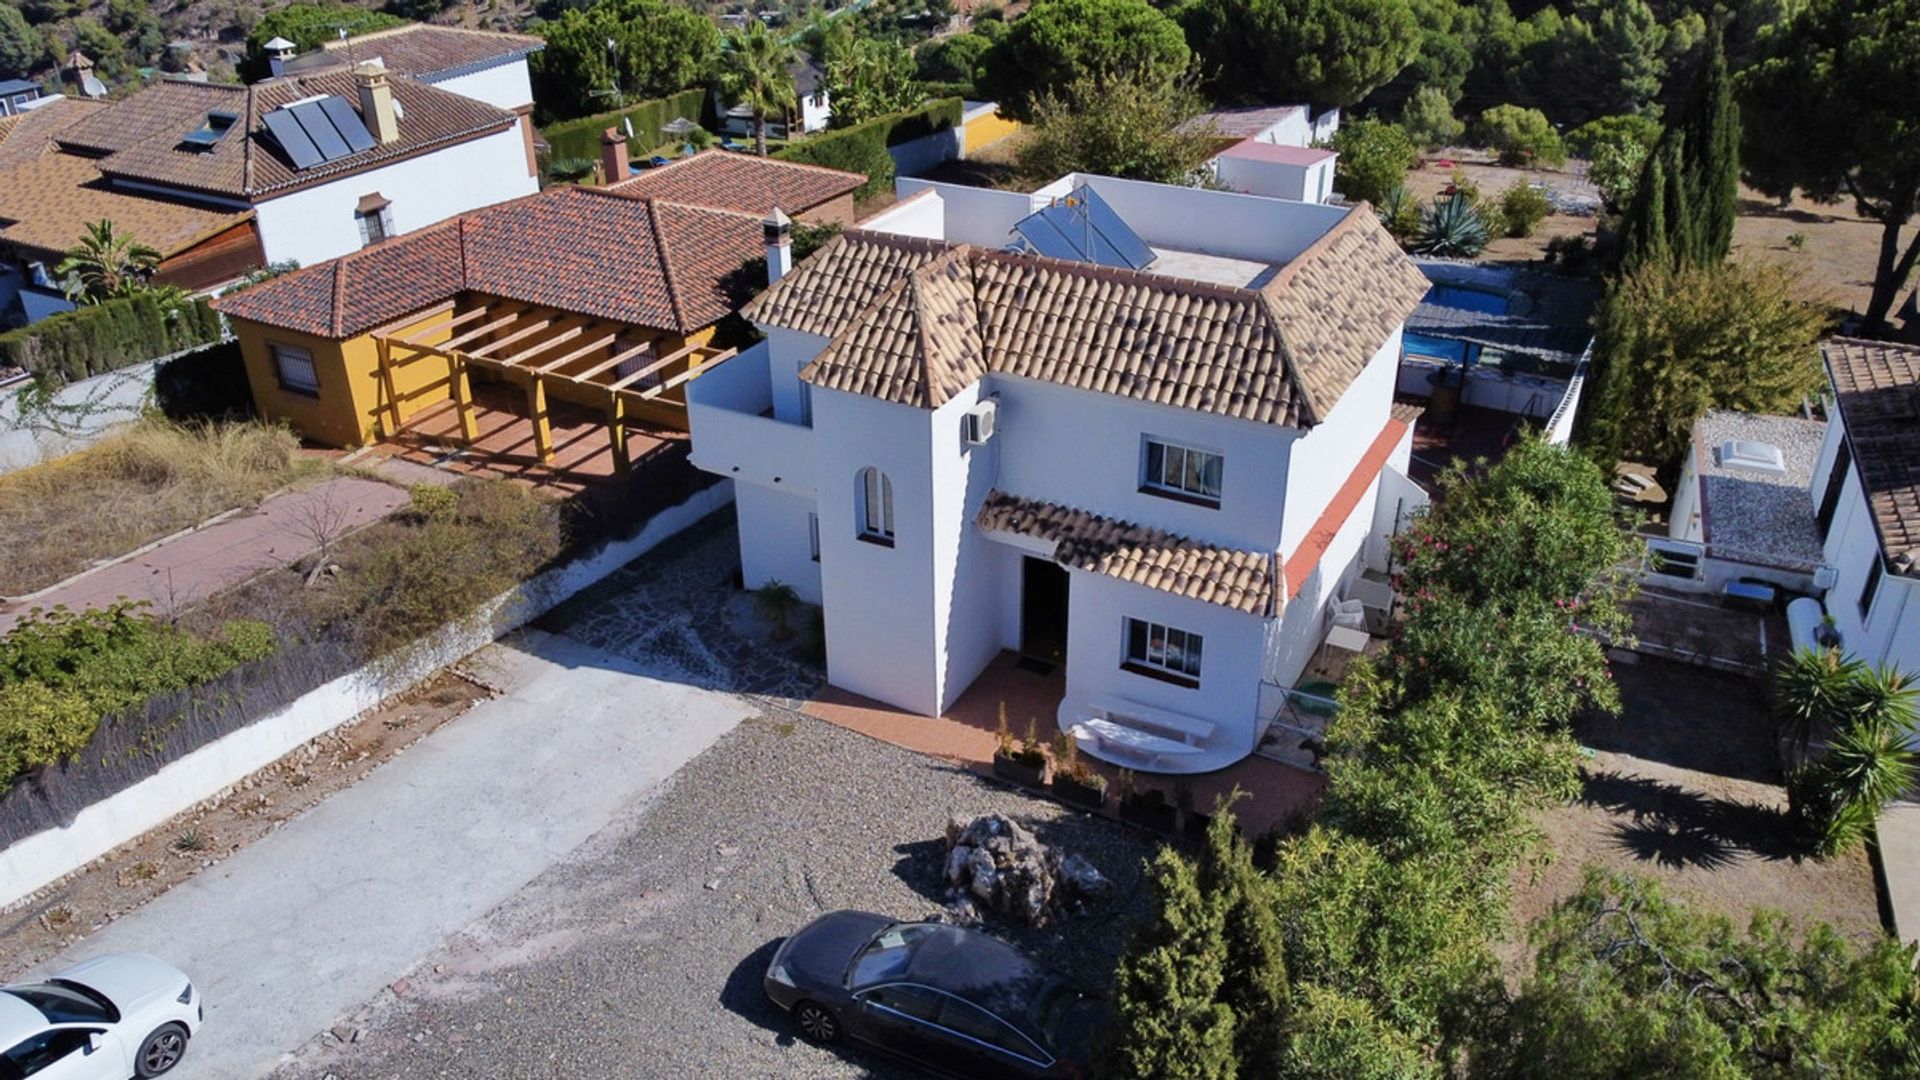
[807,250,987,407]
[214,185,765,339]
[1823,337,1920,576]
[761,205,1426,428]
[1389,400,1426,425]
[0,98,105,172]
[608,150,863,216]
[57,73,516,202]
[742,229,951,337]
[0,152,252,260]
[978,490,1279,615]
[291,25,543,82]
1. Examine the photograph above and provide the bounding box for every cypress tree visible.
[1198,799,1289,1075]
[1614,146,1670,277]
[1676,31,1739,265]
[1112,847,1238,1079]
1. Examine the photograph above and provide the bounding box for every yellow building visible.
[216,153,864,469]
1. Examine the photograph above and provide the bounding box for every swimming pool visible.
[1425,283,1512,315]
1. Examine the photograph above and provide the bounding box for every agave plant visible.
[1415,193,1490,258]
[1376,185,1421,241]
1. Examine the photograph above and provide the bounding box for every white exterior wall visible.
[1822,469,1920,674]
[736,484,822,603]
[812,386,943,714]
[765,326,826,423]
[991,376,1296,552]
[862,190,947,239]
[1280,331,1400,555]
[252,125,536,267]
[1059,577,1269,753]
[1073,174,1348,265]
[428,60,533,112]
[1253,109,1313,147]
[930,385,1006,710]
[1215,156,1334,203]
[891,178,1041,246]
[798,89,831,134]
[1671,443,1704,543]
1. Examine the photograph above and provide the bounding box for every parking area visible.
[266,712,1160,1079]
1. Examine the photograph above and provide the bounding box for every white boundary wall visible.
[0,481,733,911]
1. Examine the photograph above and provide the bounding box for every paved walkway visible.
[0,476,409,631]
[1879,798,1920,947]
[28,628,753,1080]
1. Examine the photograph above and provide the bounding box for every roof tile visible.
[1823,337,1920,576]
[609,150,863,217]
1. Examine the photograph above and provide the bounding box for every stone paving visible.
[536,512,825,706]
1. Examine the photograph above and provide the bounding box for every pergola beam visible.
[394,304,489,347]
[437,307,529,354]
[535,331,619,374]
[604,342,697,392]
[468,315,559,361]
[571,339,658,384]
[636,359,713,400]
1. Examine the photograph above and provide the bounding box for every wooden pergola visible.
[371,299,735,474]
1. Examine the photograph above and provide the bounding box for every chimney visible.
[263,35,297,77]
[600,128,629,184]
[354,60,398,145]
[764,207,792,284]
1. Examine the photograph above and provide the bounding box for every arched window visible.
[857,466,894,545]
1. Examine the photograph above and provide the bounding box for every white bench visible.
[1087,698,1215,746]
[1071,719,1202,767]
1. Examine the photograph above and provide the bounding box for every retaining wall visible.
[0,481,734,911]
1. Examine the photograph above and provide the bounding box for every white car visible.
[1,955,201,1079]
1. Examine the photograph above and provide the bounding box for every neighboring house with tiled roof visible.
[1806,337,1920,677]
[607,149,861,224]
[716,53,832,139]
[686,171,1432,773]
[213,175,823,448]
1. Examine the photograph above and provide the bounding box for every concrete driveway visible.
[29,628,752,1080]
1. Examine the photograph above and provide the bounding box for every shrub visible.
[539,88,711,163]
[1376,186,1421,242]
[1474,105,1566,168]
[0,292,226,386]
[1398,85,1462,150]
[773,98,952,198]
[0,602,276,791]
[1564,114,1661,160]
[1498,180,1552,237]
[1018,75,1214,186]
[1415,193,1489,257]
[1329,118,1416,206]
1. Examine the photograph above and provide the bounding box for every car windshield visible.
[1028,978,1082,1048]
[847,923,936,989]
[2,980,116,1024]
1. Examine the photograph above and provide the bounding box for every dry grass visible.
[0,420,315,596]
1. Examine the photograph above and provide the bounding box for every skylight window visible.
[180,109,239,150]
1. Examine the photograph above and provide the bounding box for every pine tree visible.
[1112,847,1238,1079]
[1197,799,1290,1075]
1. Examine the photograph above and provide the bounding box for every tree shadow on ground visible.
[1576,658,1780,785]
[1736,197,1841,224]
[1580,769,1804,870]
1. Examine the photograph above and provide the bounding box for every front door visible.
[1020,557,1070,666]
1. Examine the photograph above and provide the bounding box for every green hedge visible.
[774,98,964,199]
[542,88,712,163]
[0,294,227,386]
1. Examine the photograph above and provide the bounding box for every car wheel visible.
[794,1000,841,1044]
[135,1023,189,1077]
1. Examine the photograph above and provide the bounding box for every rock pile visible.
[942,814,1111,927]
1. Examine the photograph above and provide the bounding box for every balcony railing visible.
[686,342,815,496]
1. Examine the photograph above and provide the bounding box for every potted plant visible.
[1049,733,1107,810]
[1117,771,1176,832]
[754,580,801,641]
[1175,782,1211,842]
[991,707,1048,786]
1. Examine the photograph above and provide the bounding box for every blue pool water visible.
[1426,283,1512,315]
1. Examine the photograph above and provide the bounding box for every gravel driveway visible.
[267,711,1159,1079]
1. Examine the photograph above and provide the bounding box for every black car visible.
[763,911,1108,1078]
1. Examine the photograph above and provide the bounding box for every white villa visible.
[688,175,1430,773]
[1806,338,1920,675]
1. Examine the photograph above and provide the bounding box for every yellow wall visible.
[234,304,723,448]
[964,109,1022,156]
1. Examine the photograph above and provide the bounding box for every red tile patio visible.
[806,651,1327,837]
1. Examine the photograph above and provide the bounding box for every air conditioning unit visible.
[1813,565,1840,591]
[963,400,998,445]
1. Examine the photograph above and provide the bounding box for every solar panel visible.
[290,100,352,161]
[262,108,324,170]
[317,96,377,153]
[1080,187,1156,270]
[1007,185,1156,271]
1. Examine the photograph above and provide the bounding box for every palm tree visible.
[714,21,795,156]
[56,219,161,303]
[1775,656,1920,856]
[1772,647,1865,767]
